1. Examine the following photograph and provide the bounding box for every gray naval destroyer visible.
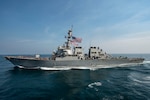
[5,29,144,69]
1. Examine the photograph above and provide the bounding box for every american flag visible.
[72,36,82,43]
[70,40,78,47]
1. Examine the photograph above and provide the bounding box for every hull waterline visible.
[5,56,144,69]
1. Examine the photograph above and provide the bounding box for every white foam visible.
[143,61,150,64]
[17,65,25,69]
[39,65,120,71]
[88,82,102,88]
[144,76,150,80]
[40,67,71,71]
[16,65,40,69]
[71,66,91,70]
[128,73,150,84]
[40,66,96,71]
[130,77,150,84]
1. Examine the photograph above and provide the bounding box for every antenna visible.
[71,25,73,31]
[89,40,92,47]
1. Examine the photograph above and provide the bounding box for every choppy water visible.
[0,54,150,100]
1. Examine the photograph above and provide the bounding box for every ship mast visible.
[66,29,72,49]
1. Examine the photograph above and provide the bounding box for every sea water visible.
[0,54,150,100]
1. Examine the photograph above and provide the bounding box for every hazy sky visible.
[0,0,150,54]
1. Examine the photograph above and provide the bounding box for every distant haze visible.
[0,0,150,54]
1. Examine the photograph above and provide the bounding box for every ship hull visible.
[5,56,144,69]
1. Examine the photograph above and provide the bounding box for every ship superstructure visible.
[5,29,144,69]
[51,29,111,60]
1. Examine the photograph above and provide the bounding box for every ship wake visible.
[143,60,150,64]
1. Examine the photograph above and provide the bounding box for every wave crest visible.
[88,82,102,88]
[128,73,150,84]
